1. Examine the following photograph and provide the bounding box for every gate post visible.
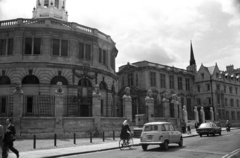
[183,105,188,123]
[54,82,64,134]
[145,90,154,122]
[210,107,214,121]
[122,87,132,122]
[13,81,23,137]
[92,84,102,131]
[194,106,199,123]
[162,92,170,119]
[200,106,205,123]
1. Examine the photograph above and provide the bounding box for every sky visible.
[0,0,240,72]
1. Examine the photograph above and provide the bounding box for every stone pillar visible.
[92,84,101,131]
[145,90,154,122]
[177,97,182,120]
[194,106,199,123]
[162,92,170,119]
[210,107,214,121]
[183,105,188,123]
[12,81,23,136]
[200,106,205,123]
[54,82,64,133]
[123,87,132,122]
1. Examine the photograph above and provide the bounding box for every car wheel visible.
[199,134,202,137]
[162,140,169,150]
[178,138,183,147]
[142,144,148,151]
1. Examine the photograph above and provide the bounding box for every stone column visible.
[194,106,199,123]
[200,106,205,123]
[12,81,23,136]
[145,90,154,122]
[54,82,64,133]
[177,97,182,120]
[210,107,214,121]
[122,87,132,122]
[183,105,188,123]
[92,84,101,131]
[171,94,178,118]
[162,92,170,119]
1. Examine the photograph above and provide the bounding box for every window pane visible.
[61,40,68,57]
[34,38,41,55]
[85,44,91,60]
[55,0,59,8]
[53,39,60,56]
[27,97,33,113]
[1,97,6,113]
[0,39,6,55]
[44,0,49,7]
[79,42,84,59]
[25,38,32,54]
[103,50,106,65]
[99,48,102,62]
[7,38,13,55]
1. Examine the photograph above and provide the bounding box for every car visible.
[139,122,183,151]
[196,122,222,137]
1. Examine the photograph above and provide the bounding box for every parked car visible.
[140,122,183,151]
[197,122,221,137]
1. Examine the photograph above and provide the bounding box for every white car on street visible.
[140,122,183,151]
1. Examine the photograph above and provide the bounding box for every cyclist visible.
[120,120,131,145]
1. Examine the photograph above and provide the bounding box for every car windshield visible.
[144,125,158,131]
[199,123,211,128]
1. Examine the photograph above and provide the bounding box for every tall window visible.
[55,0,59,8]
[197,85,200,92]
[226,111,229,120]
[236,99,239,107]
[229,87,232,94]
[85,44,91,60]
[127,73,133,86]
[201,73,204,79]
[99,48,102,63]
[231,111,235,120]
[0,38,13,56]
[225,98,228,106]
[196,98,201,105]
[178,77,183,90]
[103,50,106,65]
[136,73,138,86]
[0,39,6,55]
[207,84,210,91]
[27,96,33,113]
[169,75,174,89]
[25,38,41,55]
[110,54,115,70]
[79,43,91,60]
[235,87,238,94]
[224,85,226,93]
[79,43,84,59]
[207,97,212,105]
[0,97,6,113]
[230,98,234,107]
[217,84,220,90]
[186,78,190,91]
[44,0,49,7]
[150,72,156,87]
[160,73,166,88]
[52,39,68,57]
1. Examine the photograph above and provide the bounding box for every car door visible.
[165,124,174,143]
[161,124,169,143]
[171,124,180,142]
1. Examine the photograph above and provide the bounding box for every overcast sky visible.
[1,0,240,72]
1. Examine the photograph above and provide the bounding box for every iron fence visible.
[0,95,13,117]
[23,95,55,117]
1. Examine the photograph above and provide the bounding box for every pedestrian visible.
[181,120,186,134]
[4,119,19,158]
[0,123,4,158]
[226,120,231,132]
[187,121,191,134]
[194,121,199,129]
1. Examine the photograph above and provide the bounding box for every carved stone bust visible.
[93,84,101,96]
[123,87,131,100]
[145,89,154,101]
[55,82,63,94]
[14,81,23,93]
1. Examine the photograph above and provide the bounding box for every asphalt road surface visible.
[62,129,240,158]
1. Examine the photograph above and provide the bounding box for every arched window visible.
[99,81,107,90]
[22,75,40,84]
[78,78,92,87]
[50,76,68,85]
[0,76,11,85]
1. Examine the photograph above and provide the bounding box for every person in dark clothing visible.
[3,119,19,158]
[181,120,186,133]
[120,120,131,144]
[195,121,199,129]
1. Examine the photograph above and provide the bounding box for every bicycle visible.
[119,132,134,150]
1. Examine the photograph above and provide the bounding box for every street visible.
[63,129,240,158]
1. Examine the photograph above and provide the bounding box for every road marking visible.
[180,148,226,155]
[222,148,240,158]
[222,134,234,137]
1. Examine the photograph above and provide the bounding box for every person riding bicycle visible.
[120,120,131,144]
[226,120,231,132]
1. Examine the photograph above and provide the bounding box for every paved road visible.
[64,129,240,158]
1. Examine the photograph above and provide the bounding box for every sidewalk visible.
[7,128,237,158]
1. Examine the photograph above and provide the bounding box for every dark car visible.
[197,122,222,137]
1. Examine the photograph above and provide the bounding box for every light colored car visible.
[140,122,183,151]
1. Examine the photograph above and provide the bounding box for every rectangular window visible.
[103,50,106,65]
[25,38,32,54]
[224,85,226,93]
[229,87,232,94]
[230,99,234,107]
[237,99,239,107]
[33,38,41,54]
[207,84,210,91]
[169,75,174,89]
[186,78,190,91]
[111,55,115,70]
[226,111,229,120]
[237,112,240,120]
[160,73,166,88]
[178,77,183,90]
[61,39,68,57]
[79,42,84,59]
[235,87,238,94]
[7,38,13,55]
[99,48,102,63]
[207,97,212,105]
[0,97,6,113]
[85,44,91,60]
[150,72,156,87]
[44,0,49,7]
[55,0,59,8]
[196,98,201,105]
[27,97,33,113]
[197,85,200,92]
[201,73,204,79]
[232,111,235,120]
[225,98,228,106]
[53,39,60,55]
[217,84,220,90]
[136,73,138,86]
[0,39,7,55]
[128,73,133,86]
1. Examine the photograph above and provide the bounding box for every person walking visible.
[187,121,191,134]
[181,120,186,134]
[4,119,19,158]
[120,120,131,144]
[226,120,231,132]
[194,121,199,129]
[0,123,4,158]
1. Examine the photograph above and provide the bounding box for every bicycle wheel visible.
[119,139,124,150]
[128,138,134,148]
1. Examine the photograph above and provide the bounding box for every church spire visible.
[190,40,196,66]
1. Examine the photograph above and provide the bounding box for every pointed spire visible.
[190,40,196,66]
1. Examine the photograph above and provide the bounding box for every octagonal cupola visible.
[32,0,68,21]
